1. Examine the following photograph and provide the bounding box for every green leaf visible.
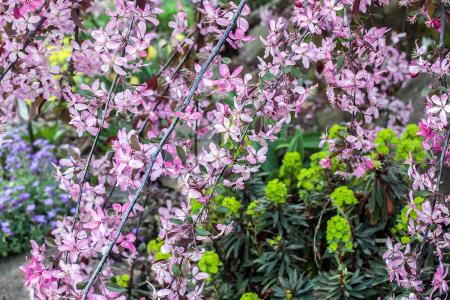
[302,132,321,150]
[176,146,186,163]
[196,227,211,236]
[149,137,162,143]
[172,265,181,276]
[105,283,127,293]
[199,164,207,173]
[262,73,276,81]
[169,218,184,225]
[215,206,230,214]
[221,57,232,64]
[288,129,305,159]
[76,281,88,290]
[336,55,345,71]
[261,142,279,174]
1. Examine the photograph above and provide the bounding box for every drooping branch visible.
[417,0,448,272]
[81,1,248,297]
[71,14,136,228]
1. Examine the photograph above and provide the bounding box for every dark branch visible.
[81,1,248,297]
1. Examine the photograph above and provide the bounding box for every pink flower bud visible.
[431,18,441,30]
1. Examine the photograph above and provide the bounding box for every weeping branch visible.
[71,14,135,228]
[417,0,448,273]
[81,1,248,297]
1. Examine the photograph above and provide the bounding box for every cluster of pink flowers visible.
[0,0,449,298]
[383,2,450,299]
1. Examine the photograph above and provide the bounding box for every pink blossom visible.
[427,94,450,126]
[245,145,268,164]
[17,0,43,18]
[214,64,244,92]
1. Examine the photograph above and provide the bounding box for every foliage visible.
[203,126,417,298]
[0,131,68,256]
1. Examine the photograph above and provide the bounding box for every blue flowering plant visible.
[0,131,69,256]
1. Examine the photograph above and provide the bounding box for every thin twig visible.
[156,31,196,78]
[27,121,37,154]
[313,199,331,269]
[71,73,119,225]
[138,41,196,138]
[127,192,151,299]
[417,0,448,273]
[65,1,80,86]
[417,125,450,268]
[71,14,136,228]
[58,10,138,289]
[102,38,197,206]
[81,1,248,297]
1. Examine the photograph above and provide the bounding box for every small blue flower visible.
[32,215,46,223]
[1,221,12,235]
[26,204,36,212]
[19,193,31,201]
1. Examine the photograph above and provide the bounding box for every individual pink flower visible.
[346,126,369,151]
[214,64,243,92]
[319,158,331,169]
[58,231,89,262]
[176,106,202,122]
[245,145,268,164]
[100,53,128,75]
[215,118,240,143]
[214,223,234,238]
[292,42,316,68]
[427,94,450,125]
[297,7,320,34]
[118,233,137,253]
[431,264,449,295]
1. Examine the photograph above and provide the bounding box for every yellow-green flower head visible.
[297,166,324,192]
[310,151,328,166]
[198,251,222,274]
[246,200,262,216]
[48,37,73,68]
[279,152,302,180]
[115,274,130,288]
[395,124,426,161]
[265,179,287,204]
[369,153,382,169]
[326,215,352,253]
[240,292,262,300]
[374,128,398,155]
[396,139,425,162]
[147,238,171,261]
[392,196,425,244]
[267,235,282,248]
[328,124,347,139]
[330,186,358,208]
[222,196,241,215]
[401,124,419,140]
